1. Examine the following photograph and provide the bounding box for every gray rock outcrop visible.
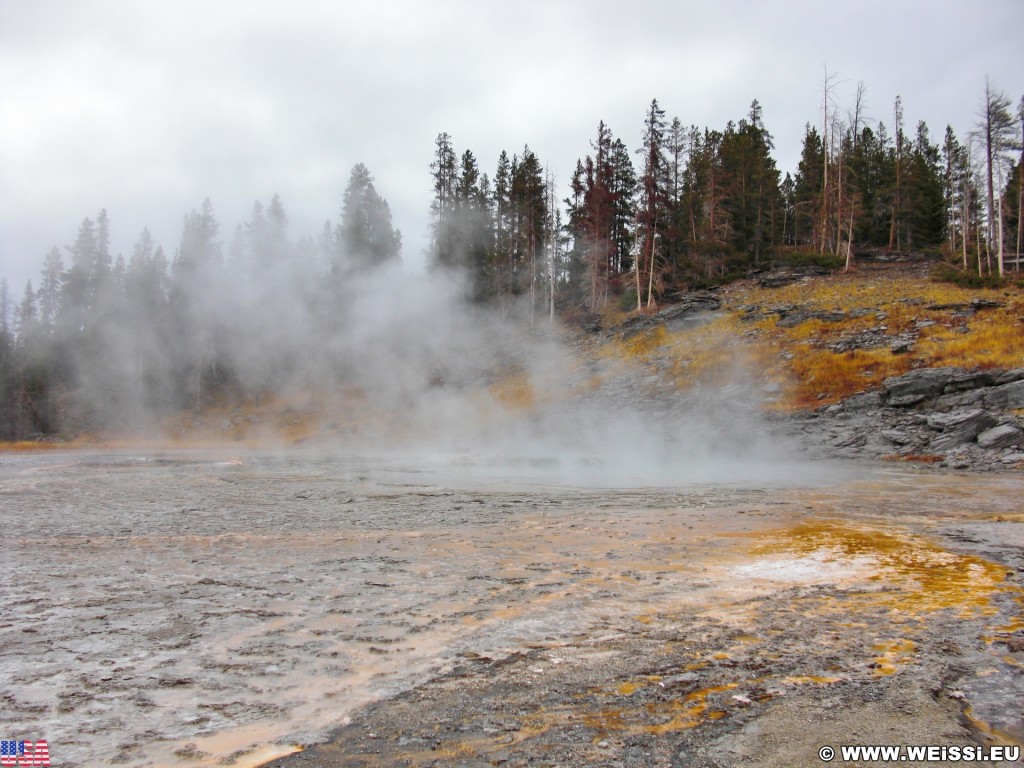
[881,367,963,407]
[977,424,1024,450]
[797,366,1024,471]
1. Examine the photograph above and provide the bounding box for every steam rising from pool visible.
[242,262,812,487]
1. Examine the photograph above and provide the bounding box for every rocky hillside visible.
[586,259,1024,472]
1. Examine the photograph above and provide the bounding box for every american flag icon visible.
[0,740,49,766]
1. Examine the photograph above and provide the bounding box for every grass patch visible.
[596,314,787,402]
[787,348,912,407]
[488,370,536,411]
[726,271,1024,406]
[916,317,1024,371]
[597,267,1024,411]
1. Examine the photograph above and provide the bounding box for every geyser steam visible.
[302,261,801,486]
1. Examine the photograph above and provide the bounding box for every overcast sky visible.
[1,0,1022,293]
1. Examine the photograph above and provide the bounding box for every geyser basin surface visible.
[0,449,1020,767]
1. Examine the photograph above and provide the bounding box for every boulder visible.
[882,367,962,407]
[618,293,721,337]
[843,391,883,411]
[777,309,848,328]
[777,311,810,328]
[881,429,912,446]
[993,369,1024,386]
[889,338,915,354]
[970,298,1005,311]
[755,267,830,288]
[926,408,998,451]
[934,389,985,412]
[982,380,1024,410]
[977,424,1024,450]
[944,370,997,393]
[926,408,997,433]
[832,430,867,449]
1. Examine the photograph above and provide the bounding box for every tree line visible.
[430,80,1023,320]
[2,79,1022,439]
[0,164,400,438]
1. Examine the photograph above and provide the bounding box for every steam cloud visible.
[8,199,808,488]
[272,262,801,487]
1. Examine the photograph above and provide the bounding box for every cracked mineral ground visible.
[1,450,1022,767]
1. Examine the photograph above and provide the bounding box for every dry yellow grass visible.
[916,316,1024,370]
[596,313,788,405]
[0,440,73,452]
[786,348,914,408]
[662,316,780,391]
[146,388,376,447]
[487,370,537,411]
[726,272,1022,407]
[592,269,1023,410]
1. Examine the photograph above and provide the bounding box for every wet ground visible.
[1,449,1022,767]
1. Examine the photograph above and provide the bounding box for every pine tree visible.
[125,228,169,405]
[243,200,267,279]
[839,82,869,270]
[718,101,780,263]
[905,121,946,248]
[976,78,1019,275]
[680,125,706,250]
[509,146,547,322]
[38,247,63,332]
[1017,97,1024,266]
[336,163,402,271]
[566,121,634,310]
[664,117,688,281]
[454,149,497,300]
[0,278,11,353]
[1014,97,1024,267]
[95,209,112,292]
[171,198,223,410]
[1005,156,1022,269]
[794,126,824,248]
[15,280,37,342]
[0,278,13,438]
[608,138,637,278]
[63,217,98,334]
[703,129,728,257]
[780,173,796,246]
[430,132,458,267]
[582,122,615,309]
[636,99,668,309]
[266,194,288,262]
[493,150,514,300]
[888,96,909,250]
[475,172,497,299]
[859,122,897,247]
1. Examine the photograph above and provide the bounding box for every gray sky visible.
[2,0,1022,293]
